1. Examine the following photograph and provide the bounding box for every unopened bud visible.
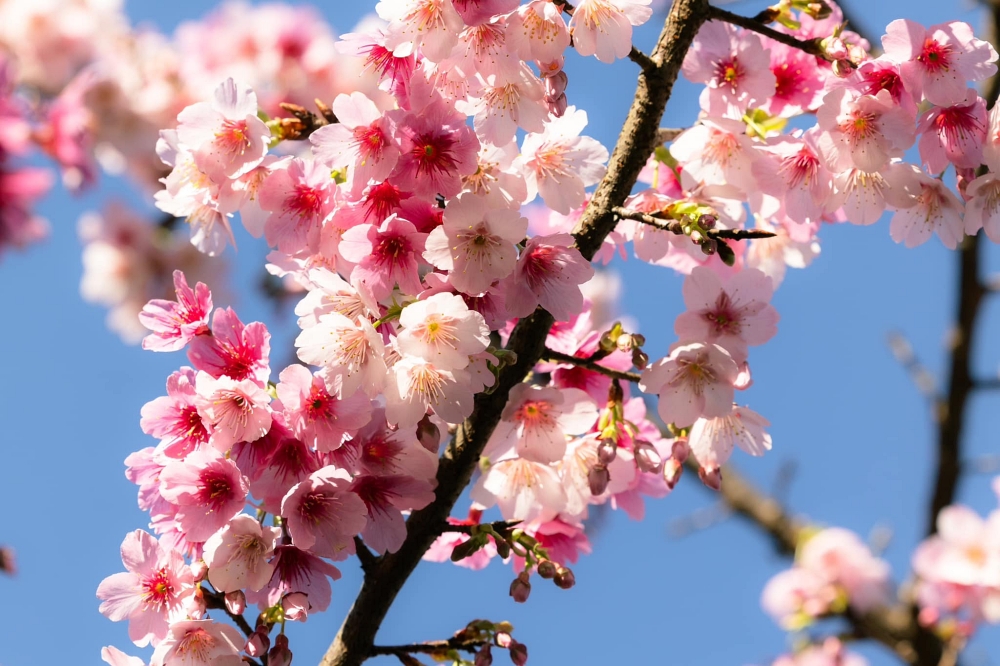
[615,332,635,353]
[510,571,531,603]
[537,559,557,579]
[795,0,832,19]
[822,36,849,60]
[956,166,977,200]
[554,567,576,589]
[698,465,723,491]
[597,438,618,465]
[698,213,717,229]
[663,457,683,489]
[475,643,494,666]
[495,631,513,649]
[225,590,246,616]
[190,587,206,619]
[633,440,663,474]
[671,438,689,463]
[189,559,208,582]
[509,639,529,666]
[690,230,705,244]
[545,93,568,118]
[831,58,856,78]
[246,628,271,657]
[632,349,649,370]
[544,71,568,96]
[0,547,15,576]
[588,464,610,495]
[416,415,441,452]
[537,57,564,76]
[700,238,718,255]
[848,43,866,65]
[282,592,309,622]
[268,634,293,666]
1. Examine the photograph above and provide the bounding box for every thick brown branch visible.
[544,348,642,383]
[612,206,777,241]
[714,464,944,665]
[318,2,711,665]
[708,7,833,61]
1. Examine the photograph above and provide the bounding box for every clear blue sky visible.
[1,1,999,665]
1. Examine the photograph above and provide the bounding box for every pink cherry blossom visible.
[888,169,965,249]
[139,271,212,352]
[246,545,342,612]
[389,98,480,198]
[831,162,917,226]
[281,465,368,560]
[295,312,388,399]
[799,528,892,612]
[424,517,499,570]
[377,0,465,63]
[560,435,636,516]
[882,19,998,107]
[674,267,778,362]
[140,367,210,459]
[471,65,549,145]
[339,214,427,299]
[471,457,568,522]
[97,530,195,647]
[917,88,987,173]
[424,194,528,295]
[276,364,374,452]
[330,408,437,480]
[195,373,273,452]
[520,107,608,214]
[187,307,271,386]
[639,342,740,428]
[352,474,436,554]
[461,140,528,209]
[753,131,835,226]
[310,92,399,194]
[202,514,281,593]
[964,173,1000,242]
[816,88,916,173]
[259,158,337,255]
[242,432,323,515]
[682,20,776,118]
[762,41,827,117]
[294,268,380,330]
[385,357,475,428]
[175,78,270,182]
[489,384,599,464]
[569,0,653,64]
[158,450,249,543]
[148,619,243,666]
[504,233,596,322]
[761,566,837,628]
[506,0,570,64]
[687,405,772,471]
[670,118,758,194]
[102,646,145,666]
[397,293,491,370]
[746,219,821,288]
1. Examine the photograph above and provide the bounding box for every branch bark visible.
[317,1,712,664]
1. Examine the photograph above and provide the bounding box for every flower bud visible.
[246,628,271,657]
[663,457,683,489]
[615,332,634,353]
[831,58,856,78]
[268,634,293,666]
[475,643,494,666]
[495,631,513,649]
[509,571,531,603]
[698,465,723,491]
[588,464,610,495]
[509,639,529,666]
[821,36,849,60]
[633,440,663,474]
[282,592,309,622]
[545,93,568,118]
[416,415,441,453]
[597,438,618,465]
[190,586,206,619]
[698,213,717,229]
[554,567,576,589]
[671,438,689,463]
[700,239,718,255]
[537,57,564,76]
[0,547,16,576]
[689,229,705,245]
[190,559,208,582]
[632,349,649,370]
[544,71,568,97]
[537,559,557,579]
[225,590,246,615]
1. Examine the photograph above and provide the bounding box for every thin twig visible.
[544,348,642,383]
[886,331,938,401]
[707,6,833,61]
[370,640,483,657]
[612,206,777,240]
[435,520,520,536]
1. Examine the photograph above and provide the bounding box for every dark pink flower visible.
[140,367,210,459]
[389,98,480,199]
[159,450,249,543]
[339,214,427,299]
[276,364,374,452]
[504,233,595,322]
[246,545,341,612]
[139,271,212,352]
[188,308,270,386]
[281,466,368,560]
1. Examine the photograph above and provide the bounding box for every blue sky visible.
[2,1,1000,665]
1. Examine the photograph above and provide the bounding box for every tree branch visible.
[544,348,642,383]
[318,1,712,664]
[370,639,482,657]
[353,536,379,575]
[707,6,833,61]
[612,206,777,241]
[203,588,255,637]
[713,464,945,665]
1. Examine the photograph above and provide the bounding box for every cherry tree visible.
[1,0,1000,665]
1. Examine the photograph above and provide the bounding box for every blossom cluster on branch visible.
[59,0,1000,664]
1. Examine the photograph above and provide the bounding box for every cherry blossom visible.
[195,373,273,452]
[281,465,368,560]
[158,450,249,543]
[148,620,243,666]
[489,384,599,464]
[504,233,596,322]
[397,293,491,370]
[276,364,374,452]
[202,514,281,593]
[569,0,653,64]
[682,20,776,117]
[139,271,212,352]
[639,342,740,428]
[310,92,399,194]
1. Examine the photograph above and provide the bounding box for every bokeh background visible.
[2,0,1000,664]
